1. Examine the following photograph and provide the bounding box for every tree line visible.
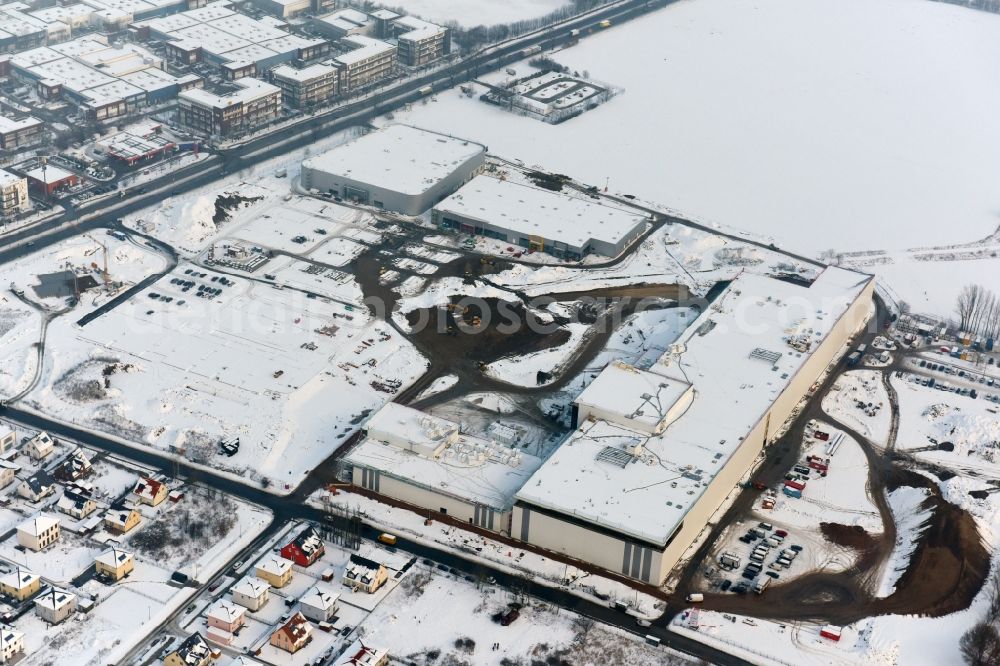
[955,284,1000,339]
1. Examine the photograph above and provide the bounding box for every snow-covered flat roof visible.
[334,35,395,67]
[179,78,279,108]
[0,169,23,187]
[516,268,873,545]
[574,360,693,434]
[302,124,485,196]
[0,115,42,133]
[271,63,336,83]
[347,403,542,511]
[434,175,647,250]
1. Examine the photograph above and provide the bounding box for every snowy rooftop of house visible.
[271,62,335,82]
[515,268,873,546]
[0,115,41,133]
[435,175,647,250]
[96,548,132,568]
[208,600,245,623]
[232,576,269,597]
[347,402,542,511]
[256,556,291,576]
[35,588,74,610]
[0,568,38,589]
[302,124,484,196]
[574,360,693,433]
[300,584,338,610]
[334,34,395,67]
[18,515,59,536]
[0,627,22,649]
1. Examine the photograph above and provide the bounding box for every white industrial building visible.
[511,267,874,584]
[432,175,648,259]
[346,402,541,532]
[300,124,487,215]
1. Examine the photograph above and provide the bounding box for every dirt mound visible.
[820,523,878,551]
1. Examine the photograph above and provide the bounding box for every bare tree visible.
[960,623,1000,666]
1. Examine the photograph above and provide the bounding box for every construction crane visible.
[83,233,110,288]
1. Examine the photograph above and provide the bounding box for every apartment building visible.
[333,35,395,93]
[178,78,281,137]
[270,63,338,108]
[0,170,28,216]
[0,115,45,150]
[391,16,449,67]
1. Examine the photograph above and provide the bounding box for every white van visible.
[686,593,704,603]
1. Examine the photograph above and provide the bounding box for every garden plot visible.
[24,264,427,491]
[14,559,186,666]
[892,375,1000,475]
[0,516,102,583]
[821,370,891,445]
[119,487,272,577]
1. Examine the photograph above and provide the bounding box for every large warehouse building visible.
[432,175,648,259]
[510,267,874,584]
[345,403,541,531]
[343,266,873,586]
[300,124,486,215]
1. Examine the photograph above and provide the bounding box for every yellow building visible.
[95,548,134,582]
[254,557,293,588]
[0,568,40,602]
[103,507,141,535]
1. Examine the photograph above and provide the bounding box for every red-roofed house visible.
[132,476,168,506]
[280,526,326,567]
[270,612,312,654]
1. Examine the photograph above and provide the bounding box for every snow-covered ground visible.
[822,370,891,445]
[876,486,932,598]
[394,0,1000,257]
[484,320,589,387]
[369,0,571,27]
[892,374,1000,475]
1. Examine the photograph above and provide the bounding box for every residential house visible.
[53,448,92,482]
[269,612,312,654]
[299,585,339,623]
[132,476,168,506]
[103,506,141,535]
[230,576,270,611]
[0,568,39,601]
[206,600,246,645]
[0,461,18,490]
[280,526,325,567]
[95,547,134,581]
[34,587,76,625]
[27,432,54,461]
[164,633,213,666]
[17,470,55,503]
[341,644,389,666]
[255,557,292,589]
[0,626,24,664]
[57,484,97,519]
[16,516,60,551]
[342,554,388,594]
[0,427,15,454]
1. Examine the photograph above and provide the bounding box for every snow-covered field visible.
[822,370,891,445]
[396,0,1000,256]
[892,374,1000,475]
[369,0,571,27]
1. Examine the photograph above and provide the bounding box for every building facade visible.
[271,64,338,108]
[0,170,28,215]
[0,115,45,151]
[333,35,395,92]
[178,79,281,137]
